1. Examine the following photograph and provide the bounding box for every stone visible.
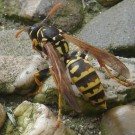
[101,105,135,135]
[0,0,83,33]
[0,103,6,129]
[0,30,32,56]
[96,0,123,7]
[0,30,48,94]
[5,101,76,135]
[79,0,135,57]
[0,56,32,93]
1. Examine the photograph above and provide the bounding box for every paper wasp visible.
[16,1,134,128]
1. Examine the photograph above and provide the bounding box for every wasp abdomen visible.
[66,56,107,109]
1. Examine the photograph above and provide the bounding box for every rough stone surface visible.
[101,105,135,135]
[0,30,33,56]
[0,103,6,129]
[0,0,83,33]
[5,101,76,135]
[0,30,48,94]
[96,0,123,7]
[0,56,32,93]
[14,55,48,94]
[79,0,135,56]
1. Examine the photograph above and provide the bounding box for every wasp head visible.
[27,23,42,40]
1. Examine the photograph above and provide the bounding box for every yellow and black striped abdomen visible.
[66,56,107,109]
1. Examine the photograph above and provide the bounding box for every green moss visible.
[122,87,135,102]
[100,122,110,135]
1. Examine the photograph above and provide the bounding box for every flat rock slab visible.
[0,56,33,93]
[101,105,135,135]
[0,30,33,56]
[79,0,135,52]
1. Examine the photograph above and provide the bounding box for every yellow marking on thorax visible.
[70,65,79,74]
[66,57,81,67]
[41,31,44,38]
[59,29,63,32]
[37,27,43,38]
[42,28,46,31]
[53,37,56,41]
[83,84,103,98]
[64,43,69,53]
[71,68,95,83]
[29,31,33,37]
[42,38,47,42]
[59,34,62,36]
[61,39,65,42]
[57,47,63,54]
[40,42,44,47]
[55,41,60,46]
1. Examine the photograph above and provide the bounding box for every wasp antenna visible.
[47,2,62,17]
[16,29,25,38]
[41,2,62,24]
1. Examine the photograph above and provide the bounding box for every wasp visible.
[16,2,134,128]
[66,50,107,109]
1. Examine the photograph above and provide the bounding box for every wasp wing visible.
[44,42,81,112]
[63,33,130,78]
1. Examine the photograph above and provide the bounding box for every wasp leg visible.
[98,60,134,87]
[49,68,62,129]
[16,29,25,38]
[56,87,62,128]
[32,39,44,58]
[80,51,89,60]
[27,68,50,96]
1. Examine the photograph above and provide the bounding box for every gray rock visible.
[79,0,135,57]
[0,55,32,93]
[0,30,33,56]
[0,103,6,129]
[0,29,32,93]
[96,0,123,7]
[101,105,135,135]
[84,0,102,12]
[5,101,76,135]
[0,0,53,18]
[14,55,48,95]
[0,55,48,94]
[0,30,48,94]
[0,0,83,33]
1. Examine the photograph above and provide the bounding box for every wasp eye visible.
[28,26,35,33]
[31,26,36,30]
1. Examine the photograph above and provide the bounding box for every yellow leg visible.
[32,39,44,58]
[34,72,43,87]
[55,88,62,128]
[26,72,43,97]
[49,68,62,128]
[27,87,42,97]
